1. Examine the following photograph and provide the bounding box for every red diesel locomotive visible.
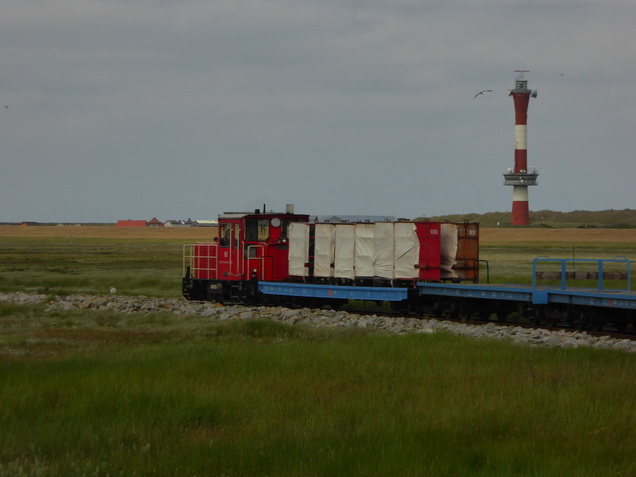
[182,205,479,303]
[180,205,636,332]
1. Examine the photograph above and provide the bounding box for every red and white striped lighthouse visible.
[503,70,538,225]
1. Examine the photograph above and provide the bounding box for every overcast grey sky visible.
[1,0,635,222]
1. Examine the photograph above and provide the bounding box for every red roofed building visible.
[116,220,148,227]
[146,217,164,227]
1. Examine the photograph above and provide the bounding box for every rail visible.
[532,257,631,291]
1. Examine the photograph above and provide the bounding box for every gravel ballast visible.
[1,292,634,352]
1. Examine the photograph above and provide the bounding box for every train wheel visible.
[575,309,600,331]
[564,310,580,329]
[479,311,492,320]
[448,301,460,319]
[573,314,587,330]
[529,307,544,326]
[614,321,627,332]
[432,301,444,318]
[588,313,603,332]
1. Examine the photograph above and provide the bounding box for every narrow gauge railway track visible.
[224,296,636,350]
[207,277,636,340]
[243,294,636,342]
[3,292,632,352]
[344,306,636,342]
[460,315,636,342]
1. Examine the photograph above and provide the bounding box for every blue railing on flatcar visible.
[532,257,631,292]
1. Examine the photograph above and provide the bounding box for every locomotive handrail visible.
[182,244,190,277]
[183,243,218,279]
[478,259,490,284]
[532,257,631,291]
[183,244,198,277]
[222,226,249,278]
[246,244,266,280]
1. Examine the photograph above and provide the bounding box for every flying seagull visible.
[473,89,492,100]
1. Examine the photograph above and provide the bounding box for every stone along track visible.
[1,292,635,352]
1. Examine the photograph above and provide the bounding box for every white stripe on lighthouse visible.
[514,125,527,149]
[513,186,529,201]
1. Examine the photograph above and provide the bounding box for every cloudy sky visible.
[1,0,634,222]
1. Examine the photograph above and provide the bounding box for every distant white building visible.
[192,220,218,227]
[314,215,396,223]
[164,219,217,227]
[164,220,188,227]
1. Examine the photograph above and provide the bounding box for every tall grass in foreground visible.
[1,309,635,476]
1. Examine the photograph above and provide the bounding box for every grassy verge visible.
[0,239,185,297]
[1,303,635,476]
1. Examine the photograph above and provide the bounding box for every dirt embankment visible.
[480,228,636,245]
[1,225,635,245]
[0,225,217,240]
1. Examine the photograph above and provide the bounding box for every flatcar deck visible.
[416,282,636,311]
[418,257,635,312]
[259,282,409,302]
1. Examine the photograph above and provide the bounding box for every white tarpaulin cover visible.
[394,222,419,279]
[354,224,375,277]
[288,222,309,277]
[440,223,458,279]
[314,224,335,277]
[286,220,459,281]
[334,224,355,280]
[373,222,395,279]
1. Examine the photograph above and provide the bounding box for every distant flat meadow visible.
[1,224,635,244]
[0,225,217,240]
[1,224,635,293]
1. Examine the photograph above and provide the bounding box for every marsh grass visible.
[0,240,183,296]
[1,303,636,476]
[2,231,635,296]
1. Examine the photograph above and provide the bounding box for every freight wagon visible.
[183,205,636,331]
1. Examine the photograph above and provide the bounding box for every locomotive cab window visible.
[245,218,270,242]
[219,223,231,247]
[280,219,300,241]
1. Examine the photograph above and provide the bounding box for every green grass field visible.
[1,304,635,476]
[0,238,184,297]
[1,230,636,475]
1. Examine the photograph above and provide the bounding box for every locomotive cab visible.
[183,208,310,301]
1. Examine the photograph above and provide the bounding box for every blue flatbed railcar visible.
[259,258,635,330]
